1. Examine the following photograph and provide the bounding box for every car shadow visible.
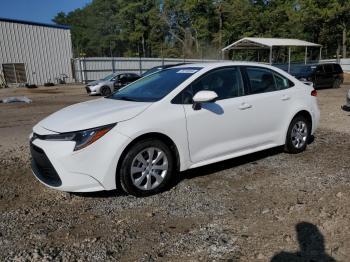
[202,103,224,115]
[174,146,284,185]
[270,222,336,262]
[72,146,284,199]
[71,189,126,198]
[174,135,315,187]
[73,136,316,198]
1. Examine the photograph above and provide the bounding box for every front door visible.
[183,67,252,163]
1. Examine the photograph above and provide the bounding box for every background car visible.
[342,89,350,112]
[85,73,140,96]
[287,63,344,89]
[30,62,319,196]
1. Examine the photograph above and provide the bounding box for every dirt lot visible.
[0,83,349,261]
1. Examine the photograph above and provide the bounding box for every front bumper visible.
[29,129,131,192]
[30,142,62,187]
[85,86,99,95]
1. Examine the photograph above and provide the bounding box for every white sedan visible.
[30,62,320,196]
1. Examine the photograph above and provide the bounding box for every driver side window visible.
[119,74,127,82]
[176,67,244,104]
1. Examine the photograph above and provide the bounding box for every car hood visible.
[37,98,152,133]
[87,79,105,86]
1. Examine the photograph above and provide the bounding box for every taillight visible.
[311,90,317,96]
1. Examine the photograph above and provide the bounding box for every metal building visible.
[0,18,73,86]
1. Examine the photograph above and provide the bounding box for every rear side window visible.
[333,64,343,73]
[246,68,276,94]
[274,73,290,90]
[324,64,333,73]
[245,67,292,94]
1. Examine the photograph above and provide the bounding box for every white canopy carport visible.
[222,37,322,72]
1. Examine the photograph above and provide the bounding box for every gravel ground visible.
[0,83,349,261]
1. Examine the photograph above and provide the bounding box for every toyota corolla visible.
[30,62,320,196]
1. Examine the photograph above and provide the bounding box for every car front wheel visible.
[284,115,311,154]
[118,139,175,196]
[101,86,112,96]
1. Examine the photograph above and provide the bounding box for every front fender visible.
[116,104,192,171]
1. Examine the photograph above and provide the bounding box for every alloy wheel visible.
[291,121,308,149]
[130,147,169,191]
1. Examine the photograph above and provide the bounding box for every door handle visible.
[239,103,252,110]
[281,95,291,101]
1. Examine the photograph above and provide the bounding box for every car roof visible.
[171,61,288,71]
[291,62,340,67]
[162,63,188,68]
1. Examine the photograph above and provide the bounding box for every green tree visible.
[52,0,349,59]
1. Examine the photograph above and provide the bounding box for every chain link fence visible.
[72,57,219,83]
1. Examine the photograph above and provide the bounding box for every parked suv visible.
[30,62,319,196]
[85,73,140,96]
[289,63,343,89]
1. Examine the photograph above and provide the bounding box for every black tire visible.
[101,86,112,96]
[332,78,341,89]
[118,139,175,197]
[284,115,311,154]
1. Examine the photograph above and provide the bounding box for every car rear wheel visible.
[332,78,341,89]
[284,115,311,154]
[101,86,112,96]
[118,139,174,196]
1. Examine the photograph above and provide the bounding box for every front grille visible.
[30,142,62,187]
[85,86,91,94]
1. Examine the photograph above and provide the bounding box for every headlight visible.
[41,124,116,151]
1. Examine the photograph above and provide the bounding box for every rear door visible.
[240,66,294,146]
[323,64,334,87]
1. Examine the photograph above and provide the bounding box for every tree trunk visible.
[342,26,347,59]
[218,5,223,49]
[142,35,146,58]
[336,44,341,62]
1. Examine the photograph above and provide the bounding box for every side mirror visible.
[192,90,218,110]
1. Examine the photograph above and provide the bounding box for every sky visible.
[0,0,91,24]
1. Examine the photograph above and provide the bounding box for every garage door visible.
[2,63,27,84]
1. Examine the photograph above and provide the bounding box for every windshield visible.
[108,67,202,102]
[142,67,162,77]
[101,73,117,81]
